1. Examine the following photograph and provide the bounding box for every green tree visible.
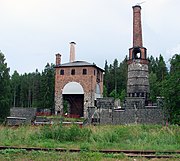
[0,52,11,122]
[103,57,127,98]
[11,70,21,107]
[157,54,168,81]
[149,55,158,73]
[31,69,42,107]
[149,71,158,101]
[40,63,55,109]
[161,54,180,124]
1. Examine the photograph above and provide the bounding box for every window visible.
[94,70,96,76]
[60,69,64,75]
[83,69,87,75]
[133,47,141,59]
[71,69,75,75]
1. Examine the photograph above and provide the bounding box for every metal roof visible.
[55,61,104,71]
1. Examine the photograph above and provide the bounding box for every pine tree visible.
[11,70,21,107]
[161,54,180,124]
[157,54,168,81]
[0,52,11,122]
[40,63,55,109]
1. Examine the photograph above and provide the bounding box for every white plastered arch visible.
[62,82,84,94]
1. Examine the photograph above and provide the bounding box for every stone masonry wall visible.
[127,61,149,94]
[112,108,164,125]
[96,98,164,125]
[10,107,37,124]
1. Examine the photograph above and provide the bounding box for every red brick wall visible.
[55,66,103,93]
[133,5,143,47]
[54,65,103,117]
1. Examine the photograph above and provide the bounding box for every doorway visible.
[63,94,84,117]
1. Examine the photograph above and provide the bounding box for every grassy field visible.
[0,124,179,160]
[0,124,179,150]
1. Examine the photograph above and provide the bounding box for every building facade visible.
[54,42,104,118]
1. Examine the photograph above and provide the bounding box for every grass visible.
[0,124,179,151]
[0,149,179,161]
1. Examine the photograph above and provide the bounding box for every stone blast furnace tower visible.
[127,5,149,102]
[93,5,164,125]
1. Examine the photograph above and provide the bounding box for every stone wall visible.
[6,117,27,126]
[10,107,37,124]
[95,98,165,125]
[112,107,164,125]
[127,61,150,96]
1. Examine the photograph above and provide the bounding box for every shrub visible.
[36,124,92,142]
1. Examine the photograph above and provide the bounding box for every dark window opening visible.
[141,93,144,97]
[132,93,135,97]
[97,70,100,82]
[71,69,75,75]
[60,69,64,75]
[83,69,87,75]
[94,100,97,107]
[144,49,147,59]
[94,70,96,76]
[133,48,141,59]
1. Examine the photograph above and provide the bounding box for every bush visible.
[36,124,92,142]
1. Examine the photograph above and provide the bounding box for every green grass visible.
[0,149,179,161]
[0,124,179,151]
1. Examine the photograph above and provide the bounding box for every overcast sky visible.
[0,0,180,74]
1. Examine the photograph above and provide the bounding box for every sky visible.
[0,0,180,74]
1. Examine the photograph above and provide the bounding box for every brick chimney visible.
[56,53,61,65]
[133,5,143,47]
[127,5,150,100]
[69,42,76,62]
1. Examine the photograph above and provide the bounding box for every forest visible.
[0,51,179,124]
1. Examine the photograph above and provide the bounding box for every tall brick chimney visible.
[56,53,61,65]
[127,5,150,100]
[69,42,76,62]
[133,5,143,47]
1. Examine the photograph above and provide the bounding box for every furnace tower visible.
[127,5,149,100]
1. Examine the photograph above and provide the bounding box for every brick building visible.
[54,42,104,118]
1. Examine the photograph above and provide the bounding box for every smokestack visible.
[56,53,61,65]
[69,42,76,62]
[133,5,143,47]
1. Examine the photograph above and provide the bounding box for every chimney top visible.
[132,5,141,9]
[70,42,76,45]
[56,53,61,65]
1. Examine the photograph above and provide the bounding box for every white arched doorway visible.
[62,82,84,117]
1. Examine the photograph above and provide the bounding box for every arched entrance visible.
[62,82,84,117]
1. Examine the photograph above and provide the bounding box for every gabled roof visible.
[55,61,104,72]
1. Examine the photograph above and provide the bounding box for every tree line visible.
[0,51,179,124]
[0,51,54,122]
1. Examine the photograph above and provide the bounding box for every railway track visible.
[0,146,179,159]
